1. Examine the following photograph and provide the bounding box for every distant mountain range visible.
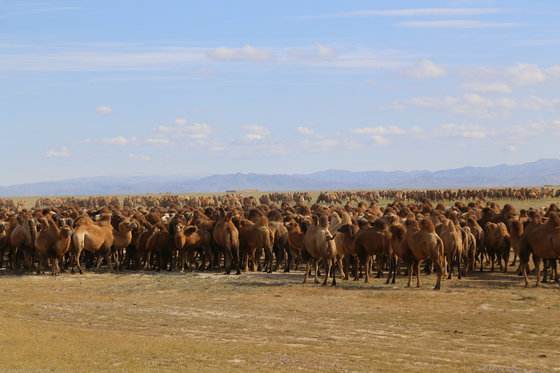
[2,159,560,197]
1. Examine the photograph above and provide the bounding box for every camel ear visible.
[184,226,198,235]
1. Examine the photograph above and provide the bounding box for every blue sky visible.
[2,0,560,184]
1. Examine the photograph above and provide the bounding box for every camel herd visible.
[0,190,559,290]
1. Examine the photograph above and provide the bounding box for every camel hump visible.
[389,224,405,241]
[548,213,560,227]
[420,219,436,233]
[372,219,387,231]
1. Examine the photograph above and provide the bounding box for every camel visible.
[354,220,393,283]
[34,213,61,274]
[238,216,273,273]
[9,213,37,270]
[112,217,136,271]
[268,220,289,272]
[484,222,511,272]
[51,224,72,275]
[436,216,464,279]
[174,223,212,271]
[285,216,306,272]
[334,223,359,280]
[302,215,337,286]
[508,219,524,269]
[212,211,241,275]
[466,217,485,271]
[461,226,477,273]
[387,223,408,284]
[401,218,445,290]
[0,221,9,269]
[519,213,560,287]
[71,213,115,274]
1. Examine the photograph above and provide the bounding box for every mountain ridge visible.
[1,159,560,197]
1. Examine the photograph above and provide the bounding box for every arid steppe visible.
[0,271,558,372]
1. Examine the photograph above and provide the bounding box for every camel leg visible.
[434,261,442,290]
[511,253,517,266]
[313,260,320,284]
[223,248,232,274]
[337,257,346,280]
[415,261,421,288]
[457,254,462,280]
[535,257,542,287]
[75,249,84,274]
[267,250,273,274]
[522,261,530,287]
[106,250,114,272]
[331,259,337,287]
[392,258,397,284]
[447,253,453,280]
[303,262,309,284]
[322,260,331,286]
[407,262,413,288]
[364,257,370,284]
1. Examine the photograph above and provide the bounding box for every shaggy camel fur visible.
[436,216,464,279]
[212,211,241,275]
[354,220,393,284]
[239,216,273,273]
[303,215,337,286]
[72,214,115,274]
[520,213,560,287]
[401,219,445,290]
[485,222,511,272]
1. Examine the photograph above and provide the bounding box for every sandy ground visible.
[0,270,559,372]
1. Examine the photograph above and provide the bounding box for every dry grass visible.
[0,270,559,372]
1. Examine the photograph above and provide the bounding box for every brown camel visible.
[72,214,115,274]
[484,222,511,272]
[238,216,273,273]
[212,211,241,275]
[401,218,445,290]
[519,213,560,287]
[436,217,464,279]
[354,220,393,284]
[302,215,337,286]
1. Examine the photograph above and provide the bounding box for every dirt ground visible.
[0,270,559,372]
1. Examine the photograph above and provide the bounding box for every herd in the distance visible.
[0,187,559,290]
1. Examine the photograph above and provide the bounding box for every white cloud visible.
[296,126,314,135]
[145,138,171,145]
[175,117,187,125]
[46,146,70,158]
[505,144,517,152]
[352,126,408,145]
[396,93,516,117]
[207,45,271,62]
[158,122,212,141]
[95,105,113,115]
[508,64,546,85]
[243,125,270,141]
[316,44,336,59]
[353,126,407,136]
[522,96,560,110]
[403,59,446,79]
[438,123,489,139]
[462,82,512,94]
[399,20,516,29]
[307,8,500,18]
[102,136,131,145]
[371,135,389,145]
[129,153,151,161]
